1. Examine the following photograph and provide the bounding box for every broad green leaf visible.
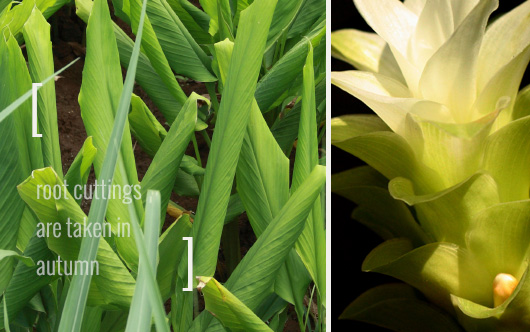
[125,190,161,332]
[0,0,36,39]
[199,0,231,37]
[22,8,62,175]
[0,235,57,327]
[198,277,273,332]
[0,251,34,267]
[76,0,188,124]
[213,36,309,317]
[77,0,144,270]
[157,215,192,300]
[126,198,170,332]
[57,0,149,327]
[265,0,304,52]
[141,93,204,223]
[192,0,278,278]
[173,236,194,332]
[341,283,462,332]
[271,79,326,154]
[164,0,212,44]
[16,208,39,252]
[216,0,234,41]
[112,25,187,124]
[2,296,8,332]
[1,31,43,178]
[129,95,167,157]
[291,45,325,303]
[191,165,326,331]
[213,34,308,322]
[0,31,35,297]
[127,0,216,83]
[17,168,136,308]
[256,20,325,112]
[286,0,324,40]
[80,307,103,332]
[64,137,97,204]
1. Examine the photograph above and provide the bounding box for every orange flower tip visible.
[493,273,518,307]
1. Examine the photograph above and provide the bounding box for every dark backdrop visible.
[331,1,530,331]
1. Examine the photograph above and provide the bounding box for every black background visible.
[331,1,530,331]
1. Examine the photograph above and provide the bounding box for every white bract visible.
[334,0,530,128]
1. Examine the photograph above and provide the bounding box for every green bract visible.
[332,0,530,331]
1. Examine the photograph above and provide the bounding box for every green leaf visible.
[128,95,167,157]
[3,295,10,332]
[164,0,212,44]
[341,283,463,332]
[140,93,203,222]
[265,0,304,52]
[0,235,57,328]
[64,137,97,204]
[126,197,170,332]
[291,45,325,303]
[256,20,325,112]
[76,0,188,124]
[270,79,325,154]
[17,168,136,308]
[127,0,216,82]
[22,8,62,175]
[157,215,192,300]
[77,0,145,270]
[192,0,278,278]
[286,0,324,40]
[198,277,273,332]
[191,165,326,331]
[125,190,162,332]
[57,0,150,327]
[0,251,34,267]
[0,31,35,297]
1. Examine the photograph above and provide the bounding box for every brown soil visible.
[49,5,301,332]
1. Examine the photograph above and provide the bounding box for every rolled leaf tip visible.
[493,273,518,307]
